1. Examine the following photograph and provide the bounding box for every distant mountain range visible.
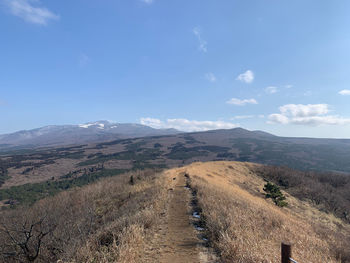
[2,123,350,173]
[0,121,180,149]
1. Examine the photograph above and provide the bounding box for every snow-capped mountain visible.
[0,121,180,149]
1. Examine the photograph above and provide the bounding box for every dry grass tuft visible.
[73,224,145,263]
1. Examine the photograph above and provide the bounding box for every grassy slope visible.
[180,161,350,263]
[0,169,171,263]
[1,161,349,262]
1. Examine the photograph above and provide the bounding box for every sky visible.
[1,0,350,138]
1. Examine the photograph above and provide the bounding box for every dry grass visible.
[2,161,349,262]
[0,169,169,263]
[182,161,350,263]
[70,171,170,263]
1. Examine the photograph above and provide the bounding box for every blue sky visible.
[1,0,350,138]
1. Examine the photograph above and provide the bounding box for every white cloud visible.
[339,89,350,96]
[139,117,163,129]
[140,118,238,132]
[265,86,278,94]
[226,98,258,106]
[279,104,329,117]
[193,27,207,53]
[5,0,59,25]
[268,104,350,126]
[231,115,254,120]
[268,114,289,125]
[236,70,254,83]
[140,0,154,4]
[205,72,216,83]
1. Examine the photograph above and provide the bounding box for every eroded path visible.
[144,169,216,263]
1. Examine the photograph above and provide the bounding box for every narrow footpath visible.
[159,173,202,262]
[144,169,217,263]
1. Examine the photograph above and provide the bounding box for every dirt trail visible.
[144,170,216,263]
[159,173,202,262]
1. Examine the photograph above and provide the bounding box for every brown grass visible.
[182,161,350,263]
[2,161,349,262]
[0,169,169,263]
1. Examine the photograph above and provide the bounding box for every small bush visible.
[255,165,350,222]
[263,182,288,207]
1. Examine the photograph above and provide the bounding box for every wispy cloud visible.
[193,27,207,53]
[268,104,350,126]
[231,115,254,120]
[265,86,278,94]
[226,98,258,106]
[140,0,154,4]
[140,118,238,132]
[339,89,350,96]
[236,70,254,83]
[285,84,293,89]
[205,72,216,83]
[4,0,59,25]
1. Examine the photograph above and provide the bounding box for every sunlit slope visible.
[168,161,349,263]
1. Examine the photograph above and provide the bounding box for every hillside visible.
[0,169,171,262]
[2,127,350,200]
[181,161,350,262]
[0,161,349,262]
